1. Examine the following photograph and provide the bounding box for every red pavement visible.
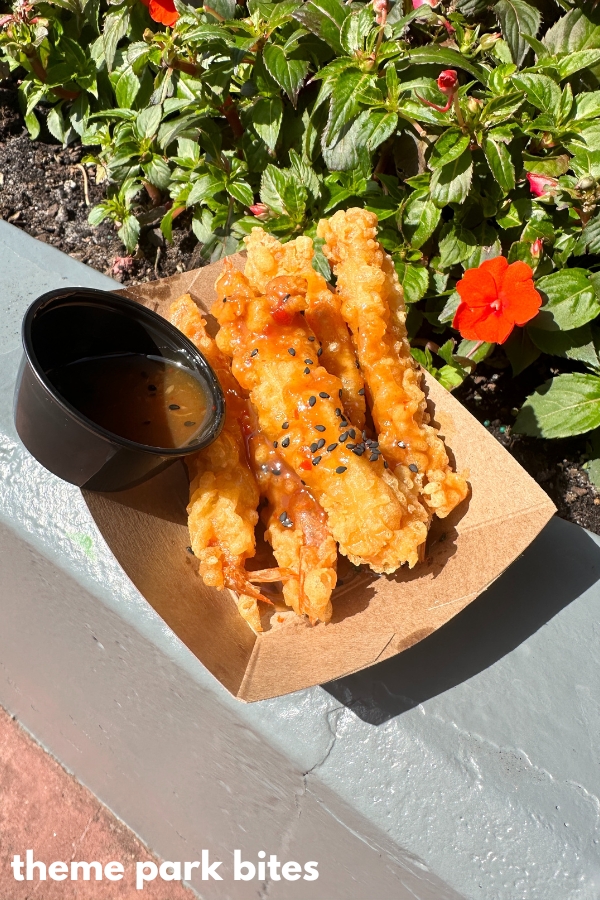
[0,706,194,898]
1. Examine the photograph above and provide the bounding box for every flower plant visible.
[6,0,600,450]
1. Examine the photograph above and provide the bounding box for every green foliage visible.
[7,0,600,430]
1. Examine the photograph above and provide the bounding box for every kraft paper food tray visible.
[82,256,556,702]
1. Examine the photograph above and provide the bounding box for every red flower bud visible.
[531,238,543,259]
[437,70,459,97]
[249,203,268,218]
[526,173,559,198]
[373,0,388,24]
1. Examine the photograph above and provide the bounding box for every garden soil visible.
[1,81,599,535]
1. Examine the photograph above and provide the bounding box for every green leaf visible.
[142,156,171,191]
[262,44,309,106]
[439,290,461,325]
[544,7,600,56]
[401,194,441,249]
[46,105,69,145]
[395,262,429,304]
[533,269,600,332]
[575,213,600,256]
[134,104,162,141]
[293,0,349,55]
[528,324,600,371]
[407,47,488,85]
[483,138,515,193]
[438,223,477,268]
[494,0,541,66]
[429,130,470,172]
[312,237,331,280]
[556,49,600,80]
[260,164,290,215]
[512,73,562,115]
[326,70,370,142]
[187,174,220,207]
[464,221,502,269]
[437,365,466,392]
[115,66,140,110]
[504,327,540,376]
[575,91,600,121]
[103,5,130,73]
[227,180,254,207]
[322,109,396,171]
[88,202,112,226]
[340,5,374,55]
[253,96,283,151]
[522,152,570,177]
[456,339,494,364]
[515,373,600,439]
[24,111,40,141]
[586,456,600,490]
[431,150,473,206]
[118,214,140,253]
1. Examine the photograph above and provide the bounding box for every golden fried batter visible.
[171,293,335,625]
[244,229,366,429]
[214,262,428,572]
[318,208,469,519]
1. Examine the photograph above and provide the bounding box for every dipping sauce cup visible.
[14,288,225,491]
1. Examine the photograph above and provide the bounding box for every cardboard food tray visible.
[82,256,556,702]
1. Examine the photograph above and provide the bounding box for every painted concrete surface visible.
[0,706,195,898]
[0,221,598,898]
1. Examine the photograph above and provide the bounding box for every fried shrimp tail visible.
[214,261,428,572]
[171,292,335,624]
[318,208,469,519]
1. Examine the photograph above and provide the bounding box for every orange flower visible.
[453,256,542,344]
[140,0,178,27]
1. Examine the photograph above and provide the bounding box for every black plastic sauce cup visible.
[14,288,225,491]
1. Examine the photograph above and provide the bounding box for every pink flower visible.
[438,70,459,97]
[526,173,559,198]
[249,203,269,219]
[373,0,388,24]
[531,238,543,259]
[413,0,437,7]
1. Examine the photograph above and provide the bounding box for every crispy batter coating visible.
[169,295,260,594]
[244,228,314,292]
[214,261,428,572]
[244,229,366,429]
[317,209,469,519]
[171,293,335,624]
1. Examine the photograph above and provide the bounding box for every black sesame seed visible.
[409,463,418,473]
[304,367,310,374]
[279,511,288,524]
[352,447,364,456]
[186,546,194,555]
[369,452,378,462]
[339,432,349,442]
[282,421,289,429]
[184,421,196,427]
[319,392,330,399]
[310,442,319,453]
[358,388,365,396]
[316,438,326,450]
[384,460,389,468]
[336,466,347,474]
[315,424,326,432]
[250,348,258,357]
[317,348,323,357]
[308,336,315,342]
[312,456,322,465]
[397,441,406,449]
[340,420,348,428]
[273,441,278,448]
[347,443,356,450]
[338,389,342,398]
[349,429,356,439]
[308,396,316,407]
[288,348,296,356]
[281,436,290,448]
[362,431,368,440]
[305,359,313,365]
[355,360,360,369]
[327,443,338,452]
[335,408,341,416]
[169,404,180,410]
[222,298,227,303]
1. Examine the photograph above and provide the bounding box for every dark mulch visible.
[1,81,598,534]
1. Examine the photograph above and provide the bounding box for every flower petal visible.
[499,260,542,326]
[453,302,490,339]
[478,255,509,294]
[148,0,178,25]
[456,268,498,309]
